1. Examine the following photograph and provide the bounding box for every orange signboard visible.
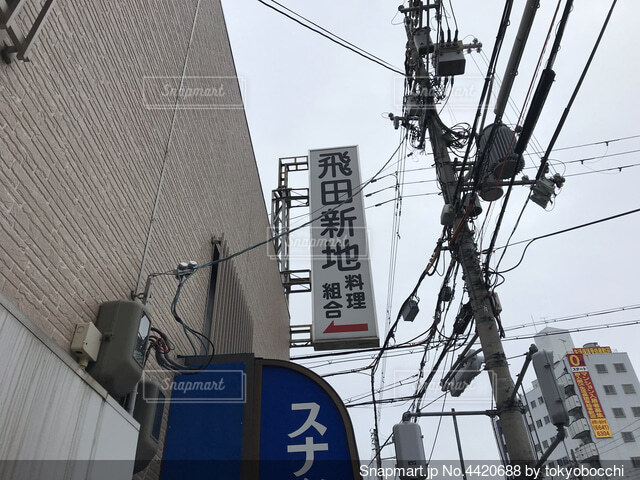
[572,346,612,355]
[567,353,612,438]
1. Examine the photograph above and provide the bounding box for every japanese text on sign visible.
[309,146,379,350]
[567,353,612,438]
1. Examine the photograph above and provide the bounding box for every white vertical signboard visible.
[309,146,379,350]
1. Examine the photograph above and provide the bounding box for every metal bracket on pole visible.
[402,409,498,422]
[534,426,566,470]
[505,344,538,409]
[398,4,438,14]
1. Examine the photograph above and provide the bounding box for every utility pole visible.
[426,113,536,469]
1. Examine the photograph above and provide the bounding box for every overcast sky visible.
[221,0,640,463]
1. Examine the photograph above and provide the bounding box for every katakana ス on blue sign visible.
[259,363,360,480]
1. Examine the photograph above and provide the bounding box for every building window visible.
[542,440,549,449]
[622,384,637,394]
[538,396,544,405]
[612,408,626,418]
[632,407,640,417]
[622,432,635,443]
[603,385,617,395]
[531,400,536,409]
[631,457,640,468]
[595,364,608,374]
[614,363,628,373]
[528,423,534,432]
[544,415,550,424]
[535,444,542,453]
[536,419,543,428]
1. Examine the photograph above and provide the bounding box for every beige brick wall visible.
[0,1,290,476]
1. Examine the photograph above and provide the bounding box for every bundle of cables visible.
[143,262,216,374]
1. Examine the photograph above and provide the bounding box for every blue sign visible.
[161,360,248,480]
[161,356,360,480]
[259,363,359,480]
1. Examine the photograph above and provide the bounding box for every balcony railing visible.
[568,417,591,440]
[574,442,599,463]
[565,394,583,414]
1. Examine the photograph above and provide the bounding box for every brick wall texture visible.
[0,1,290,476]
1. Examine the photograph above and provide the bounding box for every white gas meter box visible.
[71,322,102,366]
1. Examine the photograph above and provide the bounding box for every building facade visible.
[0,1,289,479]
[495,328,640,479]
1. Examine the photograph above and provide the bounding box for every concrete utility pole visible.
[426,114,536,470]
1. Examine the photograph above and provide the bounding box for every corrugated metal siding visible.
[210,242,253,355]
[0,302,138,480]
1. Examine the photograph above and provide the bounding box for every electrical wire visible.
[304,302,640,373]
[134,139,407,287]
[449,0,515,202]
[494,207,640,274]
[504,304,640,333]
[490,0,620,277]
[377,131,410,426]
[535,0,619,181]
[480,0,564,275]
[366,192,440,209]
[563,162,640,177]
[502,318,640,342]
[257,0,405,75]
[427,392,448,462]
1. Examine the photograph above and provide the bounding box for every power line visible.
[366,192,440,209]
[535,0,619,181]
[450,0,515,202]
[378,132,410,426]
[185,141,405,276]
[267,0,397,68]
[540,134,640,154]
[290,144,640,221]
[304,302,640,374]
[257,0,405,75]
[494,206,640,275]
[563,162,640,177]
[504,304,640,333]
[346,394,419,409]
[503,319,640,342]
[488,0,619,277]
[303,302,640,371]
[479,0,564,267]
